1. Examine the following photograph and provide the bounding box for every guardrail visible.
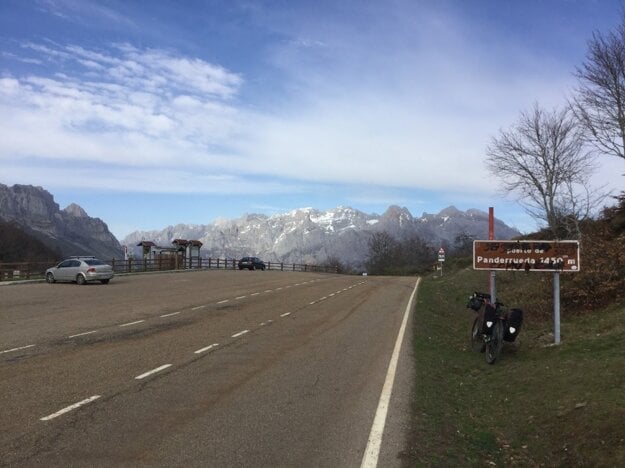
[0,258,338,282]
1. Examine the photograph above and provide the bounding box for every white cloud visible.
[1,3,620,202]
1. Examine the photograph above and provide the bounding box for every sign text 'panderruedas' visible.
[473,240,580,272]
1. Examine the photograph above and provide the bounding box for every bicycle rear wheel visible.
[485,320,504,364]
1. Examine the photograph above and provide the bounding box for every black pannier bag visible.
[482,304,497,334]
[467,296,482,311]
[504,308,523,342]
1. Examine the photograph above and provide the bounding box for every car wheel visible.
[76,274,87,285]
[46,272,55,284]
[101,279,110,284]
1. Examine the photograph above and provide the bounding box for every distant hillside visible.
[0,184,123,260]
[0,221,61,263]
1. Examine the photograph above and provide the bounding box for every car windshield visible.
[85,259,106,266]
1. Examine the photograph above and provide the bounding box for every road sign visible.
[437,247,445,262]
[473,240,580,272]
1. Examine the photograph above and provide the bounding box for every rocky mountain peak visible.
[63,203,89,218]
[0,183,123,259]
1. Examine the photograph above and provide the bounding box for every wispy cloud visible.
[0,42,245,179]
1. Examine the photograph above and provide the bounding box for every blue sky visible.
[1,0,623,240]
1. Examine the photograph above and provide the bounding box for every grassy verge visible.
[401,266,625,466]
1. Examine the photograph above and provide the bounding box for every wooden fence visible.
[0,257,338,282]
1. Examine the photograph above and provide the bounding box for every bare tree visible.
[572,16,625,163]
[486,104,603,238]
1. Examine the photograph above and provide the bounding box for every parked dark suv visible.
[238,257,266,270]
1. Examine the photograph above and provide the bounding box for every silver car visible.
[46,256,114,285]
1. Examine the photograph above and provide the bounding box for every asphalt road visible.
[0,270,418,467]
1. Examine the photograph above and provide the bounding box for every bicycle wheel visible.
[470,317,485,352]
[485,320,504,364]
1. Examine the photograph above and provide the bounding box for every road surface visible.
[0,270,418,467]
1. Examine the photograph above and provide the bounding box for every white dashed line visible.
[40,395,101,421]
[135,364,172,380]
[264,290,273,293]
[231,330,250,338]
[120,320,146,327]
[217,299,229,304]
[280,312,291,317]
[194,343,219,354]
[235,296,247,300]
[68,330,98,338]
[160,312,181,318]
[251,292,260,296]
[309,301,317,305]
[1,344,36,354]
[191,305,206,310]
[276,287,283,290]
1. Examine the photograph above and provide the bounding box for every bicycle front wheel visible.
[485,320,504,364]
[470,317,485,353]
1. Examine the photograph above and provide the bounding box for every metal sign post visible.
[437,247,445,277]
[472,240,580,345]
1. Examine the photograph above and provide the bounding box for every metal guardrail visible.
[0,258,338,282]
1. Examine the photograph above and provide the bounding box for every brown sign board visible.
[473,240,580,272]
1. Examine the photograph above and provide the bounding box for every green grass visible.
[401,266,625,467]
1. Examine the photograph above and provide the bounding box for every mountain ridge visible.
[123,204,520,269]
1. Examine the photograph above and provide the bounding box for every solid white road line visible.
[1,344,36,354]
[120,320,145,327]
[231,330,250,338]
[360,278,420,468]
[135,364,172,380]
[194,343,219,354]
[68,330,98,338]
[40,395,101,421]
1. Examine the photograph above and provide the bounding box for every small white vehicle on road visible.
[46,256,114,285]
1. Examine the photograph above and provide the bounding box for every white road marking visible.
[217,299,229,304]
[264,290,273,293]
[161,312,181,318]
[135,364,172,380]
[319,296,328,301]
[231,330,249,338]
[40,395,101,421]
[280,312,291,317]
[276,287,283,290]
[360,278,420,468]
[194,343,219,354]
[1,344,36,354]
[68,330,98,338]
[191,305,206,310]
[235,295,247,300]
[251,292,260,296]
[309,301,317,305]
[120,320,145,327]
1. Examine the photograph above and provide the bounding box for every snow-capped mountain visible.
[122,205,520,269]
